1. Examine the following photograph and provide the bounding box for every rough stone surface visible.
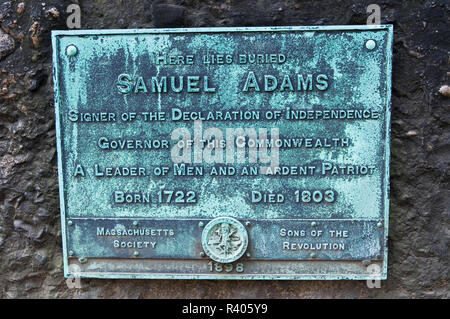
[153,4,186,28]
[439,85,450,97]
[0,30,15,61]
[0,0,448,298]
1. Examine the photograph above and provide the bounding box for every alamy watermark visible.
[366,263,381,288]
[66,263,82,289]
[170,120,280,174]
[367,4,381,25]
[66,4,81,29]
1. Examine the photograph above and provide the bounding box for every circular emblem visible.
[201,217,248,263]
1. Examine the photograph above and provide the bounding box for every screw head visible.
[245,221,251,227]
[133,220,139,226]
[377,222,383,228]
[311,221,317,227]
[78,257,87,264]
[134,251,139,257]
[246,252,251,258]
[67,220,73,226]
[366,39,376,50]
[200,252,205,257]
[310,253,316,258]
[362,259,371,266]
[66,45,78,56]
[68,250,74,256]
[198,221,204,228]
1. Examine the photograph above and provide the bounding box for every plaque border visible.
[52,25,393,280]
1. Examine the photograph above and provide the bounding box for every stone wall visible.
[0,0,448,298]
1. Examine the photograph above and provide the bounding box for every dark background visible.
[0,0,448,298]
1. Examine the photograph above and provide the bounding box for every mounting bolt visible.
[68,250,74,256]
[78,257,87,264]
[376,254,382,259]
[198,221,204,228]
[67,220,73,226]
[245,221,251,227]
[310,253,316,258]
[365,39,376,50]
[200,252,205,257]
[311,221,317,227]
[134,251,139,257]
[133,220,139,226]
[377,222,383,228]
[246,252,251,258]
[66,45,78,56]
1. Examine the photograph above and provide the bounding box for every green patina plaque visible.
[52,26,392,280]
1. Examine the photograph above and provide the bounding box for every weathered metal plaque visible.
[52,26,392,280]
